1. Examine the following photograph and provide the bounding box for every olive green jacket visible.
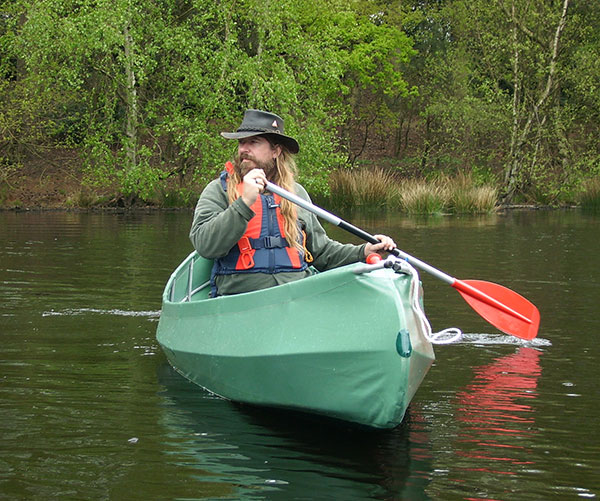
[189,178,367,295]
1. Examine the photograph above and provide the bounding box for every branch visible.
[497,0,545,48]
[537,0,569,111]
[510,0,570,155]
[347,115,377,166]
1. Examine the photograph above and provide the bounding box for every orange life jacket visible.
[210,165,309,295]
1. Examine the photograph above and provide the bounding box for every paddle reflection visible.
[453,347,543,475]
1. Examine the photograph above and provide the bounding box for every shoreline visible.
[0,203,579,213]
[1,165,585,213]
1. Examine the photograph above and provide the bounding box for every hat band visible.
[237,127,282,134]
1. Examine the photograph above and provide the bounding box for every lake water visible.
[1,209,598,500]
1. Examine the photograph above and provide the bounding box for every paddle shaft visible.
[267,180,459,284]
[266,180,531,325]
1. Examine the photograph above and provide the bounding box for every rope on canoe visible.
[401,259,463,345]
[392,258,462,344]
[354,257,462,345]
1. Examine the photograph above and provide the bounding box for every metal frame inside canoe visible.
[156,251,435,429]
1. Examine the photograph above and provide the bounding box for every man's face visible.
[237,136,281,176]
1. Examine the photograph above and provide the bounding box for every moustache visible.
[236,154,275,177]
[239,153,256,162]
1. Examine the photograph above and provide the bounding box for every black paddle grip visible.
[338,220,401,257]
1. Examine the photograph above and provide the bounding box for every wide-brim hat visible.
[221,109,299,154]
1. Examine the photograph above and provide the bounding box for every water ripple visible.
[457,332,552,347]
[42,308,161,318]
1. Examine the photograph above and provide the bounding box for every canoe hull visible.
[157,253,435,429]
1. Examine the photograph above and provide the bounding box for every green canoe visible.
[156,252,435,429]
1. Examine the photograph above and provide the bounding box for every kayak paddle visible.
[265,180,540,340]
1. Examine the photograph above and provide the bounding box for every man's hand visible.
[241,169,267,207]
[364,234,396,258]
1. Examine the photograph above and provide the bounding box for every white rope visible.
[391,257,463,345]
[354,256,463,344]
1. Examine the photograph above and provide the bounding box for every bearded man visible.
[190,109,395,296]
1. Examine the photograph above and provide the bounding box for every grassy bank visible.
[329,169,498,214]
[578,177,600,212]
[2,163,598,213]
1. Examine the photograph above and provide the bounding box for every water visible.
[1,209,598,500]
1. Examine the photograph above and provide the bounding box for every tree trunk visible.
[123,24,138,174]
[500,0,570,205]
[348,115,376,166]
[502,0,521,204]
[420,116,432,174]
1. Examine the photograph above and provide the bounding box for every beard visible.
[236,153,276,178]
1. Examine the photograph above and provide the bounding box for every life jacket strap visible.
[251,236,289,249]
[237,235,290,270]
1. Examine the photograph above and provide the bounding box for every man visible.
[190,109,395,296]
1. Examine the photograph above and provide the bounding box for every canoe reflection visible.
[157,363,435,500]
[453,347,542,474]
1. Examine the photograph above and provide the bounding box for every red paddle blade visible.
[453,279,540,340]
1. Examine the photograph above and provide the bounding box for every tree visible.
[499,0,570,204]
[6,0,169,201]
[335,1,416,166]
[3,0,416,200]
[395,0,597,204]
[3,0,599,206]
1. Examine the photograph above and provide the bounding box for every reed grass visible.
[578,177,600,211]
[330,169,498,214]
[399,179,447,214]
[329,168,398,209]
[446,172,498,214]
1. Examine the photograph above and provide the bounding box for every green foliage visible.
[1,0,599,208]
[151,187,197,208]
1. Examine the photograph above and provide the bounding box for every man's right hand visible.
[241,169,267,207]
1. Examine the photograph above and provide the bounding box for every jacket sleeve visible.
[189,179,255,259]
[295,184,366,271]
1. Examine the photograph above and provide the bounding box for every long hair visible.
[227,143,301,250]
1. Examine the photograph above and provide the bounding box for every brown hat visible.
[221,109,299,153]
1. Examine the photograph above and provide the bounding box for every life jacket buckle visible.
[263,236,282,248]
[267,196,280,209]
[238,236,255,269]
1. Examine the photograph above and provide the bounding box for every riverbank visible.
[0,161,589,213]
[0,161,178,210]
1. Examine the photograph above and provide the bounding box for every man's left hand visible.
[364,234,396,258]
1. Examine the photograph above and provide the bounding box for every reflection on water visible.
[1,210,599,500]
[453,348,542,477]
[157,363,435,500]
